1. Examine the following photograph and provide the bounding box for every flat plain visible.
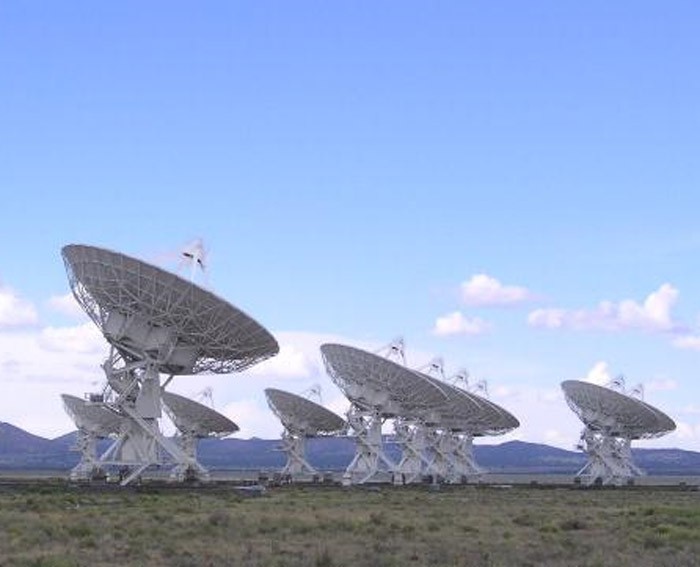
[0,481,699,566]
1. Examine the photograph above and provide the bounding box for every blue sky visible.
[1,3,699,449]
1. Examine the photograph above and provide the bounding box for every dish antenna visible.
[408,364,519,484]
[391,357,451,484]
[161,390,239,481]
[265,387,346,479]
[320,339,448,485]
[561,379,676,485]
[62,244,278,485]
[61,394,123,481]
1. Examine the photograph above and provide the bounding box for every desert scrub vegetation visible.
[0,481,698,566]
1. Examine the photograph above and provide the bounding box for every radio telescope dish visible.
[320,341,448,485]
[161,391,238,481]
[320,343,447,419]
[561,379,676,485]
[397,362,519,484]
[265,387,346,478]
[61,244,278,486]
[61,394,122,481]
[62,244,279,375]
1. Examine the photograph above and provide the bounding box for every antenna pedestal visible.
[280,432,317,477]
[394,421,429,484]
[343,406,395,485]
[69,430,106,481]
[576,428,643,486]
[453,434,482,481]
[99,361,193,485]
[169,431,211,482]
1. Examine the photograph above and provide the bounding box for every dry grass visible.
[0,482,699,566]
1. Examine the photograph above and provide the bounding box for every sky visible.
[1,2,700,452]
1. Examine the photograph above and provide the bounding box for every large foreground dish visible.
[561,379,675,486]
[62,244,279,375]
[265,388,346,477]
[61,243,279,485]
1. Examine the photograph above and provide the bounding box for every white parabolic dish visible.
[62,244,279,375]
[161,391,239,438]
[418,376,519,436]
[61,394,122,438]
[320,343,448,418]
[561,380,675,439]
[265,388,346,437]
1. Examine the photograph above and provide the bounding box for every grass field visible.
[0,481,699,566]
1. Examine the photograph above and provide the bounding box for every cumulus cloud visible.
[0,327,109,438]
[221,399,282,439]
[528,283,681,333]
[0,285,38,328]
[485,384,579,449]
[46,292,86,319]
[582,361,612,386]
[249,342,318,378]
[432,311,491,337]
[460,274,534,307]
[37,322,105,354]
[672,335,700,351]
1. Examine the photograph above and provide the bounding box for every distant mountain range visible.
[2,421,700,475]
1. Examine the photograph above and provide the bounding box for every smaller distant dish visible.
[61,394,122,438]
[561,379,676,486]
[162,391,238,438]
[265,387,346,478]
[561,380,675,439]
[61,393,123,481]
[265,388,345,437]
[161,390,238,482]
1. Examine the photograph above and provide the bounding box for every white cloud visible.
[672,335,700,351]
[432,311,491,337]
[46,292,87,319]
[0,284,38,328]
[582,361,612,386]
[0,328,109,438]
[460,274,534,307]
[37,322,105,354]
[528,283,681,333]
[485,384,580,449]
[221,399,282,440]
[249,342,318,379]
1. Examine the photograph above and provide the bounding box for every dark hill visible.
[0,422,52,454]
